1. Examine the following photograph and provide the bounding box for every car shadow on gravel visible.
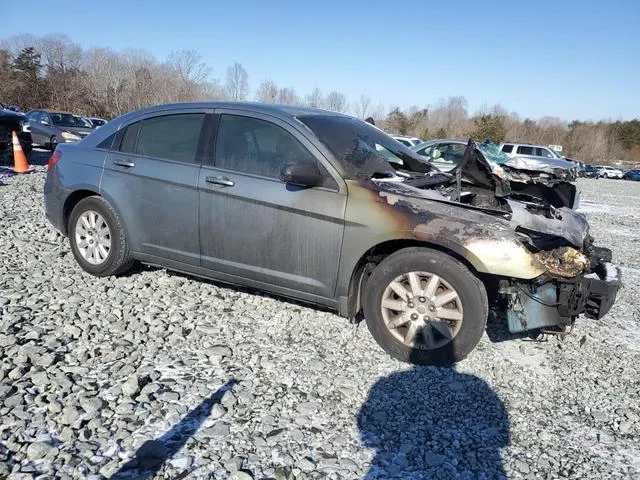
[358,346,510,478]
[111,379,237,479]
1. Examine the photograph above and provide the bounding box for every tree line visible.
[1,34,638,164]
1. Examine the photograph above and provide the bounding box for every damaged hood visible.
[469,141,577,181]
[370,176,589,249]
[450,140,579,209]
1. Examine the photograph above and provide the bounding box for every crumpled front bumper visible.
[557,248,622,320]
[503,247,622,333]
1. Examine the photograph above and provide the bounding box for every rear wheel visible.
[68,196,134,277]
[362,247,488,365]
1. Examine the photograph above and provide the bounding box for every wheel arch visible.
[62,189,101,235]
[340,239,484,319]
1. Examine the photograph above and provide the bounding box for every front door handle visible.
[205,176,235,187]
[113,159,136,168]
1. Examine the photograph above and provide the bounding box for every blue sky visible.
[5,0,639,120]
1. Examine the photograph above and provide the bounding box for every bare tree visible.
[277,87,299,105]
[225,62,249,101]
[354,94,372,119]
[256,79,279,103]
[201,79,226,100]
[428,96,469,137]
[2,33,638,163]
[83,47,128,116]
[371,102,386,122]
[166,49,210,99]
[0,34,39,58]
[305,88,323,108]
[326,91,347,112]
[167,49,209,84]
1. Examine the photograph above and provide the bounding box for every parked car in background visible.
[26,109,96,150]
[44,102,620,365]
[89,117,107,128]
[392,135,422,147]
[412,139,579,209]
[596,166,624,179]
[500,141,584,173]
[0,107,32,162]
[0,104,22,113]
[499,142,561,159]
[411,139,466,172]
[622,169,640,181]
[582,164,600,178]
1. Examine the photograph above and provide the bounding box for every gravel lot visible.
[1,151,639,479]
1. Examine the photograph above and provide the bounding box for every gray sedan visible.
[26,109,95,150]
[43,102,620,365]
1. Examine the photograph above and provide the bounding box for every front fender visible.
[337,181,545,301]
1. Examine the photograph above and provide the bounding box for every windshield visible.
[476,140,510,165]
[297,115,433,179]
[50,112,93,128]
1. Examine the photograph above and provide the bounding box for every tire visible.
[68,196,134,277]
[362,247,488,366]
[49,136,58,151]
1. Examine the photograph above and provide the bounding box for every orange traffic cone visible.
[11,131,32,174]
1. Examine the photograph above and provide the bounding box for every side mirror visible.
[41,120,49,125]
[281,163,323,187]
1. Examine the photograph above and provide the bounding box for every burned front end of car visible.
[493,230,621,334]
[367,138,622,336]
[452,143,621,334]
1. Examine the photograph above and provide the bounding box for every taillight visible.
[48,150,61,171]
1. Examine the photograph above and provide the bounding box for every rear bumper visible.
[43,169,65,233]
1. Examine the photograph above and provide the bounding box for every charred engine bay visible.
[374,147,592,279]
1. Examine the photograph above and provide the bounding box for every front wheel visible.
[49,136,58,151]
[362,248,488,365]
[68,196,134,277]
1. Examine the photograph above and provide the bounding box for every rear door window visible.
[128,114,204,163]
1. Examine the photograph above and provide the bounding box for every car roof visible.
[0,108,27,119]
[77,102,360,149]
[411,139,467,149]
[114,102,350,123]
[29,109,88,116]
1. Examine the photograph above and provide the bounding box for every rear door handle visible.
[113,159,135,168]
[205,176,234,187]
